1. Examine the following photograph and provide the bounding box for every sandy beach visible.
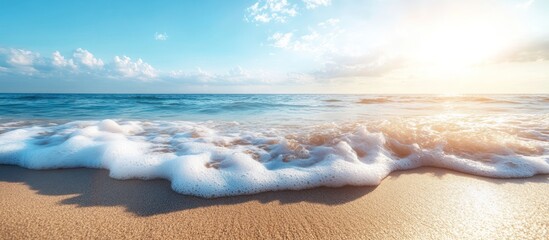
[0,165,547,239]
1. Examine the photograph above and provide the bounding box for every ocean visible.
[0,94,548,197]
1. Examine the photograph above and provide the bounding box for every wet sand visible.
[0,165,547,239]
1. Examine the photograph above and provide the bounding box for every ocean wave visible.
[356,96,518,104]
[195,101,308,113]
[0,116,547,198]
[397,96,519,104]
[323,99,342,102]
[7,94,64,100]
[357,97,393,104]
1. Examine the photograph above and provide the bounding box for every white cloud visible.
[268,19,342,53]
[1,48,159,80]
[286,72,315,83]
[169,68,224,83]
[112,56,157,80]
[225,66,254,82]
[313,51,407,79]
[1,48,272,84]
[270,32,294,48]
[317,18,339,27]
[244,0,332,23]
[169,66,271,84]
[154,32,168,41]
[6,49,37,66]
[301,30,319,41]
[0,48,40,74]
[73,48,104,69]
[246,0,297,23]
[302,0,331,9]
[52,51,77,69]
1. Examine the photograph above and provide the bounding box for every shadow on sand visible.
[0,165,377,217]
[1,165,547,217]
[387,166,549,185]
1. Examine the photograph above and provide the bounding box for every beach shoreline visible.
[1,165,547,239]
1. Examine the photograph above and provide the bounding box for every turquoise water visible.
[0,94,548,197]
[1,94,547,124]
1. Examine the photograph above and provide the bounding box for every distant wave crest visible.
[356,96,520,105]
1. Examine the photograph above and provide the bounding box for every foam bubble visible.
[0,117,548,198]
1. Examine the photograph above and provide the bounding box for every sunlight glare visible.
[402,3,521,77]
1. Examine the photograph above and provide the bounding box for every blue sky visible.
[1,0,548,93]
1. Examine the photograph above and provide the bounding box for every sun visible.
[400,4,520,75]
[415,27,508,68]
[413,25,515,75]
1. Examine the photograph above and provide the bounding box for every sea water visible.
[0,94,547,197]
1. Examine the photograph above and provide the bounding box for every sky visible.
[0,0,548,94]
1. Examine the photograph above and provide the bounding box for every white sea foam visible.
[0,116,548,198]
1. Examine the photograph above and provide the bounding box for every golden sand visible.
[0,165,547,239]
